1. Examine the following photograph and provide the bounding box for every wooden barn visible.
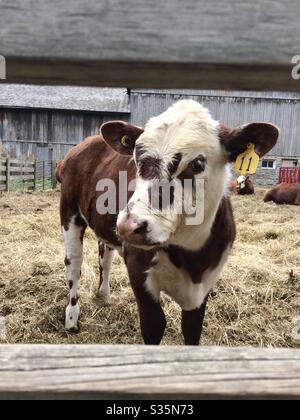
[0,85,130,162]
[131,89,300,186]
[1,85,300,186]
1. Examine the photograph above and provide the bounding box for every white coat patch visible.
[145,247,231,311]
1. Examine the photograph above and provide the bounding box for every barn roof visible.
[131,89,300,100]
[0,84,130,113]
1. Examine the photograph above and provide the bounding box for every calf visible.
[264,183,300,206]
[237,175,255,195]
[230,176,255,195]
[59,100,278,345]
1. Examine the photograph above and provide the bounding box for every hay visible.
[0,188,299,347]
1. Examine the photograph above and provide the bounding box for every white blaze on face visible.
[118,100,230,249]
[237,175,246,190]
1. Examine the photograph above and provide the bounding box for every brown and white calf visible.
[230,176,255,195]
[58,100,278,345]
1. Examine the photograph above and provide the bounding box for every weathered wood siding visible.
[1,89,299,161]
[0,109,129,161]
[0,85,130,114]
[131,90,300,158]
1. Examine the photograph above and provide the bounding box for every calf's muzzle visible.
[117,215,149,245]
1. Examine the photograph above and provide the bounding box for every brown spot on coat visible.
[99,266,104,288]
[65,257,71,266]
[168,153,182,177]
[59,135,136,247]
[99,243,105,259]
[166,198,236,283]
[139,156,163,180]
[71,297,78,306]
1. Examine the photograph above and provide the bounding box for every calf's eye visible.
[192,159,206,173]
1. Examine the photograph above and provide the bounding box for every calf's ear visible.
[219,122,279,162]
[101,121,144,155]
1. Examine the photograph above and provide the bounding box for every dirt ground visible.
[0,188,299,347]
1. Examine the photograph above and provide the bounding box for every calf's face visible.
[102,100,279,249]
[237,175,247,191]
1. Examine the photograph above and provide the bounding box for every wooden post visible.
[51,160,57,189]
[42,161,45,190]
[33,160,37,191]
[6,157,10,192]
[22,161,25,191]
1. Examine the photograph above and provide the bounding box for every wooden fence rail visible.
[0,158,57,191]
[0,0,300,91]
[0,345,299,400]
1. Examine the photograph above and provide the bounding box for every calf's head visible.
[102,100,278,249]
[237,175,247,191]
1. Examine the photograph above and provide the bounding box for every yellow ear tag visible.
[235,143,260,175]
[121,135,133,148]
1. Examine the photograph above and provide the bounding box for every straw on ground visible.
[0,189,299,347]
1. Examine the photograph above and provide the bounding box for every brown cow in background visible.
[264,183,300,206]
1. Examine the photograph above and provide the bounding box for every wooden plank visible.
[9,175,34,181]
[0,176,7,182]
[2,139,78,147]
[0,345,299,400]
[9,167,35,174]
[0,85,130,113]
[0,0,300,91]
[9,159,35,166]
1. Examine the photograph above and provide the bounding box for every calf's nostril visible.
[134,221,148,235]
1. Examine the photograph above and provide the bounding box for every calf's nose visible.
[117,217,148,238]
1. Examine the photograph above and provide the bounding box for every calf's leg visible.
[98,242,115,302]
[129,276,166,345]
[182,297,208,345]
[63,214,87,332]
[133,285,167,345]
[125,249,166,344]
